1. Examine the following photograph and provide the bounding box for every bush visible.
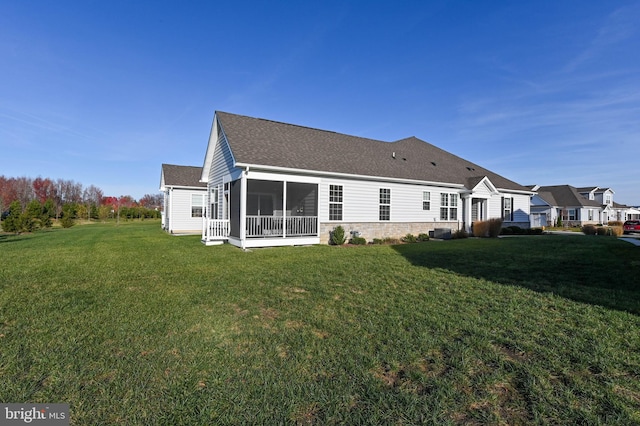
[582,224,597,235]
[528,228,544,235]
[608,221,623,227]
[371,238,385,245]
[402,233,417,243]
[330,225,346,245]
[472,221,489,237]
[417,233,430,242]
[501,227,513,235]
[611,226,623,237]
[488,218,503,238]
[452,229,468,239]
[349,236,367,245]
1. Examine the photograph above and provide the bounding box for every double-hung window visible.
[422,191,431,210]
[379,188,390,221]
[502,197,514,221]
[440,193,458,220]
[329,185,343,221]
[191,194,204,218]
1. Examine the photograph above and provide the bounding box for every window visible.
[191,194,203,217]
[440,193,458,220]
[588,209,593,221]
[568,209,577,221]
[502,197,513,221]
[422,191,431,210]
[210,188,218,219]
[329,185,343,221]
[379,188,390,221]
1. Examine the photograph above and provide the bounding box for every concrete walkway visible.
[619,237,640,246]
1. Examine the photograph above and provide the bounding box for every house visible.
[200,111,534,248]
[528,184,636,227]
[160,164,207,235]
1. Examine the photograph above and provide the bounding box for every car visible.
[623,220,640,234]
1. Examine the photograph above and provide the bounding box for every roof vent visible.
[431,161,437,166]
[466,166,475,171]
[392,152,396,159]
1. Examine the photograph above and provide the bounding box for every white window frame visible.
[379,188,390,221]
[440,193,458,221]
[191,193,204,218]
[422,191,431,211]
[329,185,343,221]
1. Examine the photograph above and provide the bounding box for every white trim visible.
[235,162,465,189]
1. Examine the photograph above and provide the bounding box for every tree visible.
[60,204,76,228]
[23,199,43,232]
[33,177,57,203]
[1,201,23,233]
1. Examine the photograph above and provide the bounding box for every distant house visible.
[200,111,533,248]
[160,164,207,235]
[528,184,636,226]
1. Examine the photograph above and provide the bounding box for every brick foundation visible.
[320,222,462,244]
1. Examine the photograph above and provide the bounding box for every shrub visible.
[488,218,503,238]
[501,227,513,235]
[452,229,468,239]
[402,233,417,243]
[330,225,346,245]
[528,228,544,235]
[472,221,489,237]
[349,236,367,245]
[608,221,623,227]
[582,224,597,235]
[371,238,385,245]
[417,233,430,242]
[610,226,623,237]
[596,226,611,236]
[508,225,525,235]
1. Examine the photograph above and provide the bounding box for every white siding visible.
[319,177,461,223]
[166,188,206,234]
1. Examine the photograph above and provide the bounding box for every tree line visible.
[0,175,163,233]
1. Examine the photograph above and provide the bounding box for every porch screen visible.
[229,179,241,238]
[286,182,317,216]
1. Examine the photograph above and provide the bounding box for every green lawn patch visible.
[1,222,639,424]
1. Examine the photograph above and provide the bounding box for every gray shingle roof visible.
[216,111,529,191]
[535,185,602,208]
[161,164,207,188]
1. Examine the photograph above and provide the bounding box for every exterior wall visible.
[318,176,463,224]
[165,188,206,234]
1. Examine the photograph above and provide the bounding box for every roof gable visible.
[215,111,530,192]
[161,164,207,189]
[535,185,601,208]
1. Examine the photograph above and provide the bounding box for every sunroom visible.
[203,175,319,249]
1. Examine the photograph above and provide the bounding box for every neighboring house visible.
[528,184,634,227]
[200,111,533,249]
[160,164,207,235]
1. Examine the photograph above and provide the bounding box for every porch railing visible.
[246,215,317,238]
[204,219,230,240]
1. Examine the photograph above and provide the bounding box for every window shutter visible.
[501,197,505,220]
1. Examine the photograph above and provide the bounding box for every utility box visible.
[433,228,452,240]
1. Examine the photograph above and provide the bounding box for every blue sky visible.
[1,1,639,204]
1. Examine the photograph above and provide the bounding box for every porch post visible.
[282,181,287,239]
[240,170,247,246]
[462,194,472,232]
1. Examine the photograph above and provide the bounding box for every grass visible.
[1,221,639,424]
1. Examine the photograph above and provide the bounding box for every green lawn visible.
[1,221,639,424]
